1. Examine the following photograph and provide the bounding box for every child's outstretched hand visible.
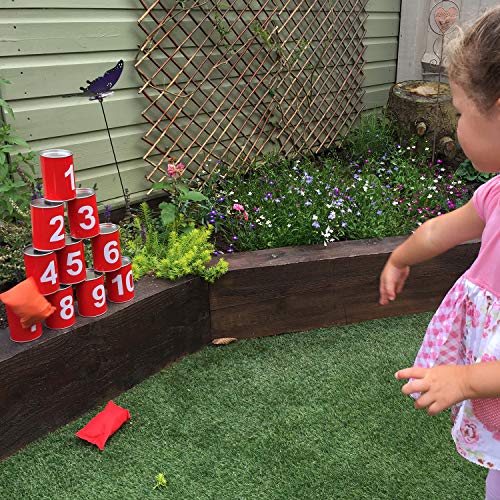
[379,260,410,305]
[395,365,469,416]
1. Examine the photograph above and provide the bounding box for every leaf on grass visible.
[211,337,238,345]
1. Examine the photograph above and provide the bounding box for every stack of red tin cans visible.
[7,149,135,343]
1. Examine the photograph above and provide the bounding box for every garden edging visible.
[0,236,480,459]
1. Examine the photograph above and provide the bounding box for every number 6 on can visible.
[91,223,122,272]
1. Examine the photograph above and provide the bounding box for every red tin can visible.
[76,269,107,317]
[67,188,99,239]
[91,223,121,272]
[45,284,75,330]
[30,198,66,251]
[40,149,76,202]
[23,245,59,295]
[105,256,134,303]
[56,235,86,285]
[5,305,43,343]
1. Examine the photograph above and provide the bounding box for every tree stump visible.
[387,80,458,159]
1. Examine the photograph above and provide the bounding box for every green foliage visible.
[152,173,209,233]
[204,141,469,252]
[455,158,495,184]
[0,79,38,223]
[0,221,31,286]
[122,202,228,283]
[342,110,398,160]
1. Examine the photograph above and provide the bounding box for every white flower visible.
[392,201,398,205]
[229,191,234,195]
[287,223,291,228]
[427,194,433,198]
[312,214,318,220]
[420,176,425,180]
[248,192,253,196]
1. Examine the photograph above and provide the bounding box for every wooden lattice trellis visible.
[136,0,368,189]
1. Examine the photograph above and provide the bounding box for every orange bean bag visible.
[0,277,55,328]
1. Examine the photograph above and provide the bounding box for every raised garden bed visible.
[0,237,480,459]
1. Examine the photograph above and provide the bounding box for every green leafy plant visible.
[342,110,398,160]
[0,78,38,222]
[151,161,209,233]
[0,221,31,286]
[122,202,228,283]
[456,158,494,184]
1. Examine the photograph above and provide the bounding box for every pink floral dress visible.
[414,277,500,469]
[413,175,500,470]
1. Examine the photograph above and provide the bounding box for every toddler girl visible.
[379,7,500,499]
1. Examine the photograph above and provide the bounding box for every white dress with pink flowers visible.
[413,175,500,469]
[414,276,500,468]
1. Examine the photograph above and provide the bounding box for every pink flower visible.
[232,204,245,211]
[243,211,249,221]
[482,353,497,363]
[460,419,479,445]
[167,162,185,178]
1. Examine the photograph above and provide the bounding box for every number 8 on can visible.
[45,285,76,330]
[91,223,122,273]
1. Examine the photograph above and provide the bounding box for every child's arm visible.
[395,361,500,416]
[379,199,484,305]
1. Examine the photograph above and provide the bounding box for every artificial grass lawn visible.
[0,313,486,499]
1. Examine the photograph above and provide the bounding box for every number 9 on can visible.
[45,285,76,330]
[76,270,107,317]
[91,223,122,272]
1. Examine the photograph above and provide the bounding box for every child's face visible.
[450,81,500,173]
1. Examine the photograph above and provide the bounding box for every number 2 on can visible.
[49,215,65,243]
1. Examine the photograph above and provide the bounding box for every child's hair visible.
[446,6,500,113]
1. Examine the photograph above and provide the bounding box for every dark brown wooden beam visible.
[209,237,480,338]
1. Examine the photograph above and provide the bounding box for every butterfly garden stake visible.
[427,1,460,164]
[63,60,130,217]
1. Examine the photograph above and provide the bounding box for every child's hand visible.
[379,260,410,305]
[395,365,469,416]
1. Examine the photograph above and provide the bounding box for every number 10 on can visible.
[91,223,122,273]
[106,256,134,303]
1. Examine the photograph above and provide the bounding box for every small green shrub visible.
[0,221,31,286]
[122,202,228,283]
